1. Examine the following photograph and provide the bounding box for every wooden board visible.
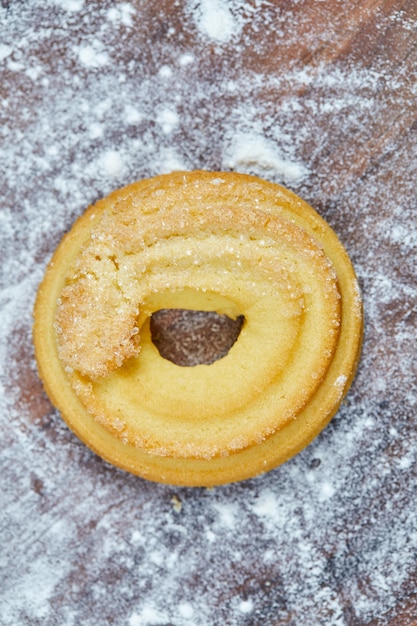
[1,1,416,624]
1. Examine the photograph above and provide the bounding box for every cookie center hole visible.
[150,309,245,366]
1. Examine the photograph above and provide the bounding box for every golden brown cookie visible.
[33,171,363,486]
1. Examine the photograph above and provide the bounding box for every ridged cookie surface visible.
[33,171,362,485]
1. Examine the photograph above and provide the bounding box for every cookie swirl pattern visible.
[34,171,362,485]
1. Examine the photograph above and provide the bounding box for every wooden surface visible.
[1,1,417,625]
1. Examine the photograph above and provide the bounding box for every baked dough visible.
[33,171,363,486]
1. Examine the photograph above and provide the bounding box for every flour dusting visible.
[224,132,309,182]
[192,0,238,42]
[1,1,417,625]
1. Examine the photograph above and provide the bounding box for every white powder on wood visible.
[192,0,237,43]
[1,1,417,625]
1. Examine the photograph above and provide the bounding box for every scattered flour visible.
[107,3,136,27]
[51,0,85,11]
[76,42,110,68]
[223,132,309,182]
[178,602,195,619]
[238,598,254,614]
[0,43,12,61]
[98,149,125,177]
[156,108,180,134]
[1,1,417,625]
[192,0,237,43]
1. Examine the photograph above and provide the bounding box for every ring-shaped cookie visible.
[33,171,363,486]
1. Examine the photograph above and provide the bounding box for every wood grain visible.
[1,1,416,624]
